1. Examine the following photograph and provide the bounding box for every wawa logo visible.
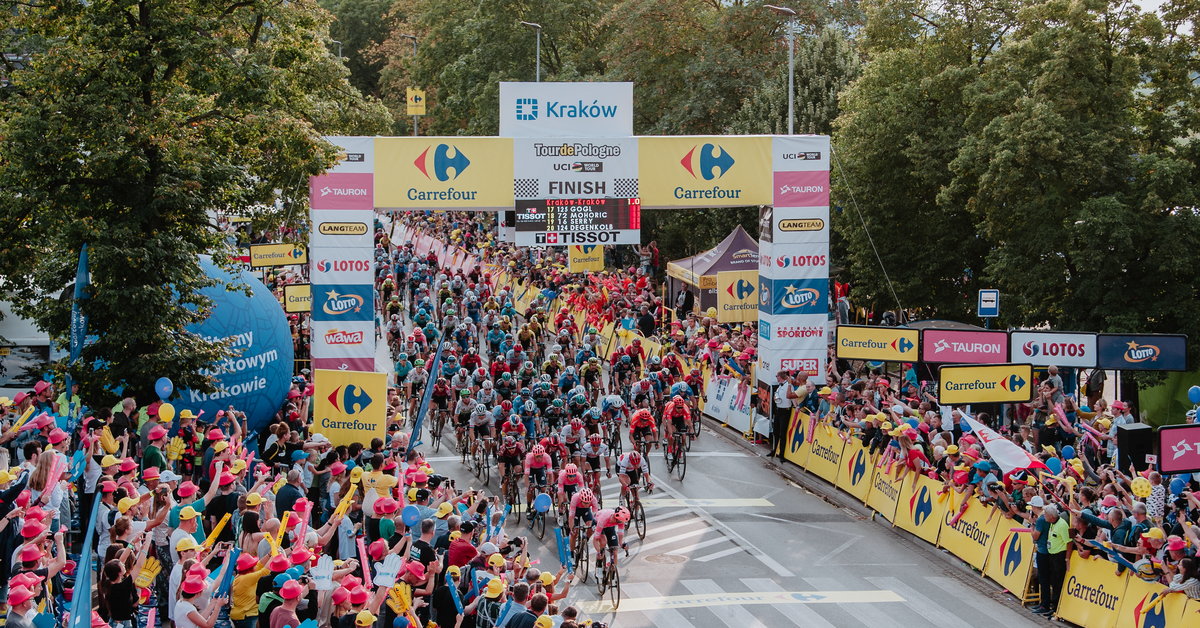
[323,329,365,345]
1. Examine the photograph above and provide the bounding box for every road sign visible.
[406,88,426,116]
[978,289,999,318]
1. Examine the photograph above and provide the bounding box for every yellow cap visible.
[488,554,506,569]
[245,492,265,506]
[486,578,505,598]
[408,488,418,502]
[355,610,377,626]
[447,565,461,578]
[0,470,12,485]
[212,441,228,452]
[100,455,121,468]
[539,572,554,586]
[449,531,462,541]
[436,502,453,518]
[230,459,247,474]
[178,506,199,521]
[118,496,140,514]
[1146,527,1166,541]
[175,536,200,552]
[349,467,364,483]
[534,616,553,628]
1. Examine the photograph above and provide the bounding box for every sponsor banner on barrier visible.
[865,467,904,522]
[500,82,633,138]
[983,527,1036,603]
[324,135,375,173]
[704,373,753,433]
[310,284,374,322]
[758,277,827,315]
[770,206,831,245]
[1010,330,1098,368]
[1055,551,1127,628]
[1097,333,1188,371]
[311,209,374,248]
[313,369,387,447]
[567,245,604,273]
[758,242,829,281]
[310,321,374,359]
[309,172,374,210]
[773,170,830,207]
[638,136,772,208]
[835,325,919,362]
[1158,424,1200,474]
[834,438,875,502]
[249,243,307,268]
[1116,575,1189,628]
[920,328,1009,363]
[783,410,812,468]
[938,363,1034,405]
[311,250,374,285]
[894,473,945,544]
[312,357,375,372]
[375,137,514,209]
[513,137,638,199]
[716,270,758,323]
[936,493,998,571]
[282,283,311,313]
[805,425,846,484]
[772,135,830,172]
[757,345,824,381]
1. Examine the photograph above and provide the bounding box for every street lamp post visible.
[764,5,797,135]
[520,21,542,82]
[331,39,343,59]
[401,34,419,136]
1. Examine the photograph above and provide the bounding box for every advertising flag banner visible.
[311,210,375,248]
[805,426,846,485]
[770,206,831,245]
[309,173,374,210]
[249,243,307,268]
[324,136,375,173]
[314,369,387,447]
[920,328,1009,364]
[715,270,759,323]
[937,493,998,570]
[964,416,1048,475]
[311,284,375,322]
[894,473,945,545]
[938,364,1034,405]
[758,277,827,316]
[782,409,812,468]
[310,321,374,359]
[499,82,633,138]
[375,137,514,209]
[772,135,831,171]
[282,283,311,313]
[1116,574,1188,628]
[311,250,374,285]
[983,527,1036,603]
[638,136,772,208]
[773,170,830,207]
[1054,551,1127,628]
[835,325,919,362]
[406,88,426,116]
[834,439,875,503]
[1009,331,1098,368]
[567,245,605,273]
[865,468,904,522]
[1096,333,1188,371]
[513,137,638,200]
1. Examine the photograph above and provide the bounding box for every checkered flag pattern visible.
[613,178,638,198]
[514,179,540,199]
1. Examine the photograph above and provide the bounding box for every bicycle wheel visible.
[472,447,485,477]
[535,510,547,539]
[633,501,646,540]
[431,416,444,453]
[597,553,609,596]
[691,415,702,438]
[575,533,591,583]
[608,561,621,609]
[675,442,687,481]
[480,451,491,486]
[608,430,622,457]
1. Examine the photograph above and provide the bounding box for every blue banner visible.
[1096,334,1187,371]
[68,497,101,628]
[757,277,827,316]
[407,339,445,452]
[311,284,376,322]
[65,243,89,421]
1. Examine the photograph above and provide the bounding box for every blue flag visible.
[69,497,101,628]
[65,243,89,416]
[407,340,446,452]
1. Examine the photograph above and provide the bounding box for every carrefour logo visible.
[1132,593,1168,628]
[1000,533,1024,576]
[413,144,470,181]
[788,414,806,453]
[681,143,734,180]
[727,279,754,300]
[321,289,365,316]
[328,384,373,415]
[847,450,867,485]
[515,98,538,120]
[909,486,933,526]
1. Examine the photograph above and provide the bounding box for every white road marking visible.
[739,578,837,628]
[635,526,709,552]
[694,546,743,562]
[682,579,770,628]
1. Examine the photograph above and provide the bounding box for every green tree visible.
[318,0,395,97]
[0,0,391,404]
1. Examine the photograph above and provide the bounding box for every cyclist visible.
[568,487,597,548]
[469,402,495,455]
[610,354,636,395]
[431,377,453,424]
[524,444,553,510]
[453,390,475,437]
[561,418,588,465]
[629,376,654,410]
[628,408,658,451]
[476,380,497,407]
[540,432,570,482]
[592,506,631,567]
[616,449,652,498]
[495,371,516,400]
[406,358,429,417]
[567,392,589,420]
[558,366,579,394]
[579,357,604,400]
[662,395,692,455]
[500,413,527,441]
[450,367,473,392]
[600,393,630,428]
[582,407,604,438]
[496,435,526,497]
[580,433,612,494]
[543,398,568,432]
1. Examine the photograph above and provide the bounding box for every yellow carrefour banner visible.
[805,425,846,484]
[983,527,1037,603]
[938,363,1034,404]
[313,369,387,448]
[834,438,875,502]
[249,243,307,268]
[282,283,311,313]
[638,136,772,208]
[1055,551,1128,628]
[375,137,513,209]
[1116,575,1189,628]
[865,467,904,522]
[782,410,812,468]
[715,270,758,323]
[937,493,998,570]
[835,325,919,362]
[568,245,605,273]
[893,473,945,544]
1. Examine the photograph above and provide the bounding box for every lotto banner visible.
[310,284,374,323]
[374,137,515,209]
[567,245,605,273]
[715,270,759,323]
[805,425,846,484]
[313,369,387,448]
[638,136,772,208]
[782,410,812,468]
[936,493,998,571]
[835,325,919,362]
[983,528,1036,603]
[834,438,875,502]
[1055,551,1128,628]
[865,467,904,523]
[893,473,945,545]
[1116,575,1189,628]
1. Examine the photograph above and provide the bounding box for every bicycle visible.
[573,520,594,583]
[472,437,492,486]
[620,480,648,540]
[596,543,622,609]
[602,418,623,457]
[503,467,524,525]
[527,479,549,540]
[664,430,687,481]
[430,409,447,453]
[456,423,470,464]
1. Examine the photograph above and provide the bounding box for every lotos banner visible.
[983,527,1036,603]
[937,493,998,571]
[804,425,846,484]
[1055,551,1128,628]
[374,137,514,209]
[638,136,772,208]
[834,438,875,503]
[567,245,605,273]
[893,473,945,545]
[715,270,759,323]
[313,369,387,448]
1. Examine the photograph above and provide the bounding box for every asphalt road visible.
[420,421,1043,628]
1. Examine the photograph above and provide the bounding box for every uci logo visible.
[727,279,754,300]
[414,144,470,181]
[781,285,820,309]
[910,486,933,526]
[681,143,734,180]
[328,384,372,415]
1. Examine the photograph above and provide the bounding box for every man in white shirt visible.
[771,371,794,459]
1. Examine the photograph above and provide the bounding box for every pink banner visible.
[920,329,1009,364]
[773,170,830,207]
[312,357,375,372]
[1160,425,1200,474]
[310,173,374,210]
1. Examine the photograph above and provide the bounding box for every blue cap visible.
[291,450,308,461]
[273,572,294,587]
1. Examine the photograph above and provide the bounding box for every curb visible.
[700,415,1057,626]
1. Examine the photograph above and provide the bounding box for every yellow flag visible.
[406,88,426,116]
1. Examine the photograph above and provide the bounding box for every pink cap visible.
[8,585,35,606]
[332,587,350,605]
[1102,495,1119,508]
[181,578,206,595]
[148,425,168,441]
[100,480,118,493]
[177,481,198,497]
[290,548,312,565]
[404,561,426,580]
[349,586,369,605]
[20,522,45,539]
[47,428,69,444]
[33,381,50,394]
[207,428,225,441]
[268,554,291,572]
[19,544,43,562]
[281,580,305,600]
[1167,536,1187,551]
[218,473,236,486]
[119,458,137,472]
[236,553,259,572]
[369,539,388,559]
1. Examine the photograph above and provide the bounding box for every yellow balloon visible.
[1131,477,1152,498]
[158,402,175,423]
